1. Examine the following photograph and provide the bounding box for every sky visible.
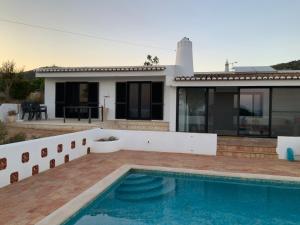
[0,0,299,71]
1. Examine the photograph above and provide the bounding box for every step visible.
[121,176,162,186]
[217,145,277,154]
[116,178,175,201]
[116,178,170,193]
[217,151,278,159]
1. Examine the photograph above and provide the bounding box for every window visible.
[55,82,99,118]
[115,82,163,120]
[55,83,65,117]
[151,82,164,120]
[116,83,127,119]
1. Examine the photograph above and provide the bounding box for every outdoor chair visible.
[21,102,33,120]
[31,103,48,120]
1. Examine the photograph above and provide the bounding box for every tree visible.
[144,55,159,66]
[272,60,300,70]
[0,60,23,99]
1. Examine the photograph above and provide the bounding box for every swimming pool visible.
[62,169,300,225]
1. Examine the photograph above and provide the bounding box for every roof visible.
[175,71,300,81]
[36,65,166,73]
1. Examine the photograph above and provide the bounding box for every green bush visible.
[6,132,26,144]
[31,78,44,91]
[10,80,32,100]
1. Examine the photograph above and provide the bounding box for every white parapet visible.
[0,128,217,188]
[277,136,300,160]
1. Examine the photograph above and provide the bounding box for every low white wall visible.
[0,129,95,188]
[277,136,300,160]
[90,129,217,156]
[0,128,217,188]
[0,104,19,122]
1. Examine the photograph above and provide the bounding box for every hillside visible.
[272,60,300,70]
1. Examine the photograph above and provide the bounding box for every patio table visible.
[63,106,104,123]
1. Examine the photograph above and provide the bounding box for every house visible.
[36,37,300,137]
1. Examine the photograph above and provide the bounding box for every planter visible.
[90,138,122,153]
[7,115,16,123]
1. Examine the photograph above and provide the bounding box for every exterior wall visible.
[44,76,169,123]
[277,136,300,159]
[44,79,56,119]
[0,104,19,122]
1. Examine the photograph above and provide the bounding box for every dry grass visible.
[6,126,68,140]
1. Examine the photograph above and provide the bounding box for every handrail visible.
[63,106,104,124]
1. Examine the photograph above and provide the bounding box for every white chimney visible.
[175,37,194,76]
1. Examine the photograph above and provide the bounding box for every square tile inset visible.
[32,165,39,175]
[10,172,18,184]
[71,141,76,149]
[50,159,55,168]
[22,152,29,163]
[57,144,63,153]
[64,154,69,163]
[0,158,7,170]
[41,148,48,158]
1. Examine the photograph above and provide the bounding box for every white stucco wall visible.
[0,129,94,188]
[277,136,300,160]
[43,74,172,125]
[90,129,217,155]
[0,104,19,122]
[0,128,217,188]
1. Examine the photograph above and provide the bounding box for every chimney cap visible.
[181,37,190,41]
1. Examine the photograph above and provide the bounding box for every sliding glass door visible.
[128,82,151,119]
[177,88,206,132]
[208,87,239,135]
[239,88,270,136]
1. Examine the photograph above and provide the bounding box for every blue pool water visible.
[63,170,300,225]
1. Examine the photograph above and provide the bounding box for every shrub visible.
[27,91,44,103]
[10,80,32,100]
[6,132,26,144]
[0,121,7,144]
[97,136,118,142]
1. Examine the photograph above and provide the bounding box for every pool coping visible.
[35,164,300,225]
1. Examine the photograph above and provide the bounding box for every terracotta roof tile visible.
[175,71,300,81]
[36,66,166,73]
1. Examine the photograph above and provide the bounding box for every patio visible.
[1,150,300,225]
[11,119,169,132]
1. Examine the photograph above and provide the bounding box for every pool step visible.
[115,175,175,201]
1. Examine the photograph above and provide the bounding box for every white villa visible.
[36,37,300,137]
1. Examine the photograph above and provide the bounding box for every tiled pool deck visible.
[1,150,300,225]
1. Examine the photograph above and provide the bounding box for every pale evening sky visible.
[0,0,299,71]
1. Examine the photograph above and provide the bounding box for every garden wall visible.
[0,128,217,188]
[0,129,94,188]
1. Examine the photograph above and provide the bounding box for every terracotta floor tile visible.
[1,150,300,225]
